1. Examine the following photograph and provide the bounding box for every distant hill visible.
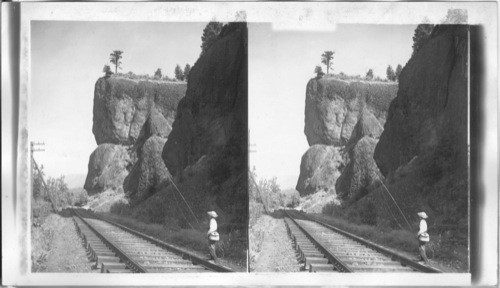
[64,173,86,189]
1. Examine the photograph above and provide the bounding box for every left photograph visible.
[30,21,248,273]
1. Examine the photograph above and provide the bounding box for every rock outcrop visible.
[92,77,185,146]
[335,110,384,203]
[374,25,468,178]
[370,25,468,226]
[296,145,343,196]
[124,136,171,204]
[335,136,381,203]
[84,77,186,207]
[304,78,397,146]
[84,144,132,195]
[161,23,248,226]
[297,78,397,209]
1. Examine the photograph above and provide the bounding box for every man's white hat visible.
[417,212,428,219]
[207,211,218,218]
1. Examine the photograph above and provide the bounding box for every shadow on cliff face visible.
[372,25,468,227]
[160,22,248,228]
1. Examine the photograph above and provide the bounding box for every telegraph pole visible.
[31,141,45,199]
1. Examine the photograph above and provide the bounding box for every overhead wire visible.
[170,182,195,230]
[165,173,201,226]
[376,176,413,232]
[377,184,404,230]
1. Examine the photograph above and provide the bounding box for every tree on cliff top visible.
[201,21,223,56]
[321,51,335,75]
[314,66,325,78]
[109,50,123,74]
[443,9,468,24]
[412,19,434,57]
[365,69,374,80]
[174,65,184,81]
[103,65,113,77]
[386,65,396,81]
[183,64,191,82]
[395,64,403,81]
[154,68,162,79]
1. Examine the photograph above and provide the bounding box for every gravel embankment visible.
[250,212,302,272]
[43,213,98,273]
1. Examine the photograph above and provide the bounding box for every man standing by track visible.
[417,212,430,265]
[207,211,219,263]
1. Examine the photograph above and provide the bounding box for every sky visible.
[31,21,417,190]
[30,21,206,182]
[248,23,417,189]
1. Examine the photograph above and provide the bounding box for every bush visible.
[249,200,265,227]
[314,65,325,78]
[109,201,131,215]
[331,72,362,81]
[114,72,177,82]
[31,218,55,272]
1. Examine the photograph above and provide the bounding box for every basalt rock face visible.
[374,25,468,178]
[162,23,248,226]
[335,110,384,202]
[304,78,397,146]
[85,77,186,208]
[296,145,343,197]
[346,110,384,149]
[336,136,381,203]
[84,144,132,195]
[371,25,468,226]
[124,136,171,204]
[92,77,186,146]
[297,78,396,209]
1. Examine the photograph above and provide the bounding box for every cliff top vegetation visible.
[106,72,187,83]
[317,73,398,85]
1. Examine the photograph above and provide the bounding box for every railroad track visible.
[71,208,234,273]
[284,210,442,273]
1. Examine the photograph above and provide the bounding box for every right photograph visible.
[249,11,469,273]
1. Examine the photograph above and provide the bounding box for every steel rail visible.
[300,211,443,273]
[72,209,148,273]
[83,209,235,272]
[284,210,353,272]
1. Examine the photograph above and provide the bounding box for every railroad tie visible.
[292,217,421,273]
[284,217,335,272]
[70,208,234,273]
[73,215,123,271]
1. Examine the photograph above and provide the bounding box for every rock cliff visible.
[159,23,248,226]
[368,25,468,226]
[297,78,397,208]
[335,110,384,203]
[304,78,397,146]
[84,143,132,195]
[92,77,185,146]
[296,145,343,196]
[84,77,186,210]
[374,25,468,178]
[124,136,171,204]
